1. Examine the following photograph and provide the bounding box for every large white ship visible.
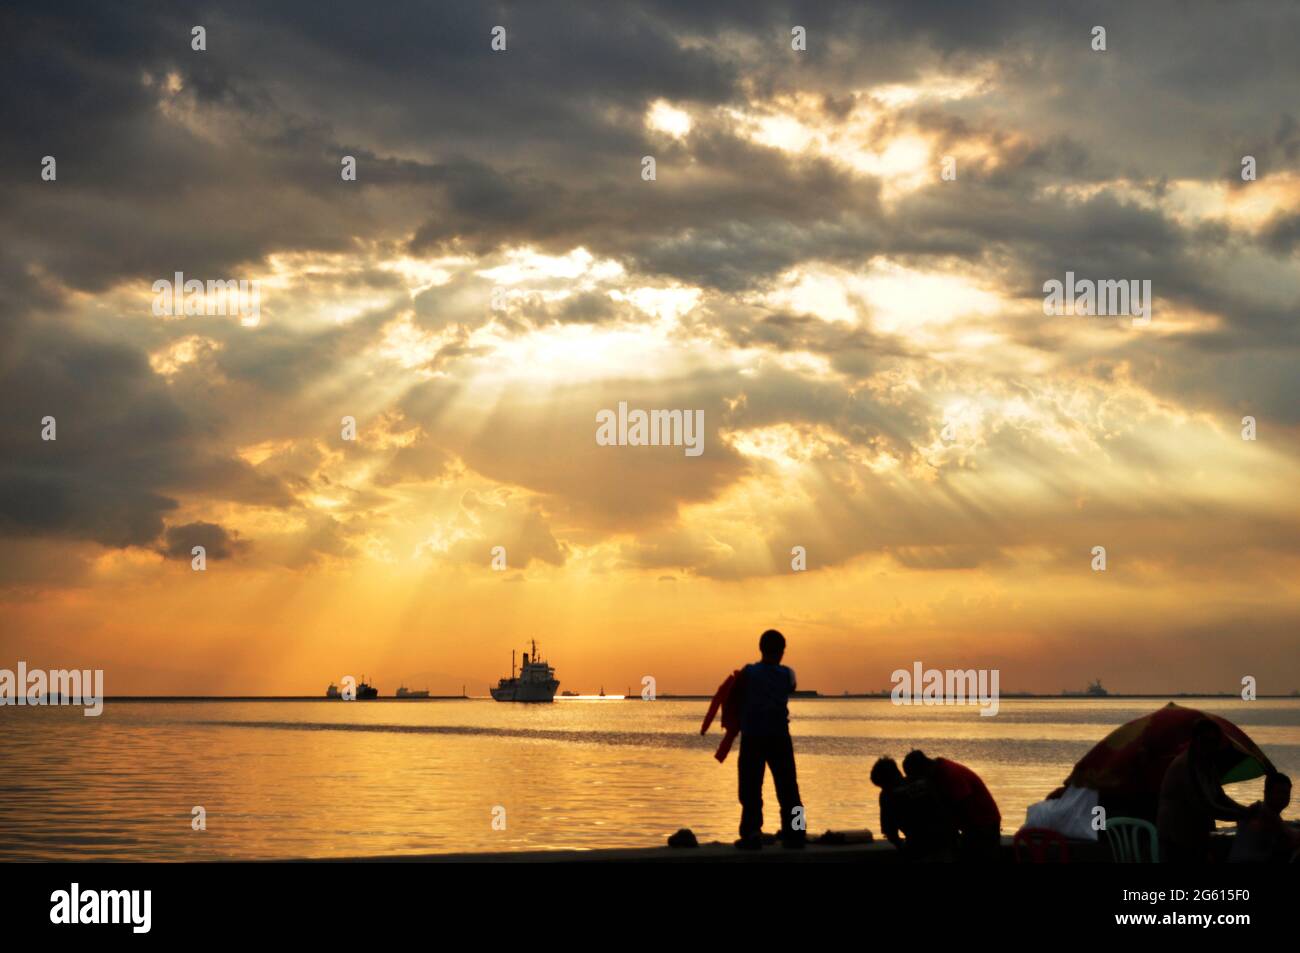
[490,641,559,702]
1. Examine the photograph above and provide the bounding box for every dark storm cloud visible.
[693,303,916,382]
[4,0,1300,573]
[6,0,1299,302]
[1261,211,1300,254]
[0,263,292,550]
[405,138,885,291]
[1,0,742,291]
[159,520,246,561]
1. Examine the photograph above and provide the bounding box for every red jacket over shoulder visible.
[701,669,747,762]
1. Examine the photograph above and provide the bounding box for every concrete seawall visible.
[286,835,1115,863]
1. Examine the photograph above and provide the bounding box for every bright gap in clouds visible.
[468,318,726,387]
[761,260,1006,336]
[727,74,988,200]
[646,99,693,138]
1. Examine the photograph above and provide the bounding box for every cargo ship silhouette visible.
[490,641,559,702]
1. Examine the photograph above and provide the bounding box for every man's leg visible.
[768,732,805,843]
[737,734,766,841]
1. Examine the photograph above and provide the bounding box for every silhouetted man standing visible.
[736,629,805,849]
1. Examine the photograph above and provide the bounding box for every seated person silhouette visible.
[1157,719,1249,863]
[1229,772,1300,864]
[871,756,958,861]
[902,749,1002,862]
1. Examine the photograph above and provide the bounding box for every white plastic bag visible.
[1023,786,1100,841]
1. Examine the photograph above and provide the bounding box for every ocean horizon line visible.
[19,691,1299,703]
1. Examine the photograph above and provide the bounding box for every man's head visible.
[1264,772,1292,814]
[759,628,786,663]
[902,749,933,779]
[871,757,903,791]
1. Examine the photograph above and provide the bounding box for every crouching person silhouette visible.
[736,629,806,850]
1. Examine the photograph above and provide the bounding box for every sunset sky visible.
[2,1,1298,695]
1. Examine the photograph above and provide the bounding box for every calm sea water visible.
[2,698,1297,860]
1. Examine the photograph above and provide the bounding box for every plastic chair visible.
[1107,817,1159,863]
[1013,826,1071,863]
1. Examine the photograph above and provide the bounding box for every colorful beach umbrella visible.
[1062,702,1275,819]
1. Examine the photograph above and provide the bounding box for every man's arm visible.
[880,793,902,848]
[1194,761,1249,822]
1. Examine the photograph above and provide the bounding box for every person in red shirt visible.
[903,750,1001,862]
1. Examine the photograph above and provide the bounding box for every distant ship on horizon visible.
[326,677,379,699]
[1063,678,1110,697]
[396,685,430,698]
[490,641,559,702]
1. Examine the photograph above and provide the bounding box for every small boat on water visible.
[396,685,430,698]
[326,683,340,698]
[490,641,559,702]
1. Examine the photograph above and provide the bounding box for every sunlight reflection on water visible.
[1,698,1296,859]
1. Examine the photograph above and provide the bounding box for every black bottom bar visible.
[3,860,1294,940]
